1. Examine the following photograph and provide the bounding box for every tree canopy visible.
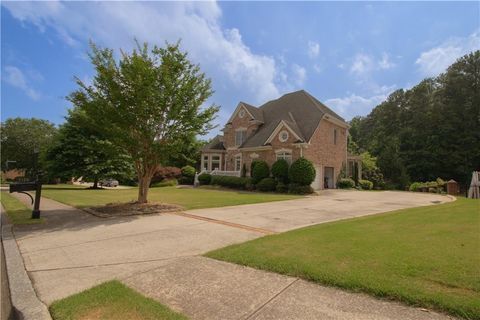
[68,41,218,202]
[45,108,134,188]
[0,118,57,177]
[350,50,480,188]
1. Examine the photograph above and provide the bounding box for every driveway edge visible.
[1,220,52,320]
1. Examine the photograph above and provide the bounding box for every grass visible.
[49,280,187,320]
[206,198,480,319]
[0,192,45,224]
[41,184,300,210]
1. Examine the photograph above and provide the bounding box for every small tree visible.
[289,158,315,186]
[271,159,289,183]
[46,109,134,188]
[251,161,270,184]
[68,41,218,202]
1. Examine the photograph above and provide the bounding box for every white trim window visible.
[235,129,247,146]
[234,154,242,171]
[202,155,209,171]
[276,151,293,164]
[211,155,221,170]
[239,109,246,118]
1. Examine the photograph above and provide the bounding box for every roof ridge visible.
[301,90,345,121]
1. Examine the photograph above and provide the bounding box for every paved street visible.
[8,190,453,319]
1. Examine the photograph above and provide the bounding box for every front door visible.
[324,167,334,189]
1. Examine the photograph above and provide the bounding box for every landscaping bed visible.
[206,198,480,319]
[84,201,183,218]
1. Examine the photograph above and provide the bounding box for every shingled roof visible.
[201,135,225,152]
[241,90,346,148]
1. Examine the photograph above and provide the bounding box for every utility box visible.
[446,179,458,195]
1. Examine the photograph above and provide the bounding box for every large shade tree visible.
[0,118,57,177]
[69,41,218,202]
[45,108,134,188]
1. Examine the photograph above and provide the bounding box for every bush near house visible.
[337,178,355,189]
[409,178,446,193]
[276,181,288,193]
[271,159,289,183]
[256,177,277,192]
[358,179,373,190]
[179,165,196,185]
[288,183,314,195]
[151,166,182,185]
[289,158,315,186]
[251,161,270,184]
[198,173,212,185]
[211,175,251,189]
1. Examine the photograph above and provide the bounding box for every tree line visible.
[349,51,480,189]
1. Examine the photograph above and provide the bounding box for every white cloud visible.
[307,41,320,58]
[416,31,479,77]
[2,1,301,104]
[325,85,396,119]
[291,64,307,86]
[378,53,395,70]
[350,53,374,76]
[3,66,41,100]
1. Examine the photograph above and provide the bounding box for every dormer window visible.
[235,129,247,146]
[279,130,289,142]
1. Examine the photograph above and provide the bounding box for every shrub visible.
[178,176,193,185]
[409,182,424,192]
[428,187,437,193]
[288,183,314,194]
[256,178,277,192]
[337,178,355,189]
[152,166,181,181]
[276,181,288,193]
[289,158,315,186]
[250,160,260,176]
[211,175,250,189]
[181,165,196,178]
[198,173,212,185]
[271,159,289,183]
[358,179,373,190]
[251,161,270,184]
[151,179,178,188]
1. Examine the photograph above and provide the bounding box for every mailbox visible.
[9,181,42,219]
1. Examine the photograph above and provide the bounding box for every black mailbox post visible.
[9,181,42,219]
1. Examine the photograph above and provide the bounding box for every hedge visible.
[358,179,373,190]
[211,175,250,189]
[252,161,270,184]
[337,178,355,189]
[275,181,288,193]
[198,173,212,185]
[289,158,315,186]
[288,183,314,194]
[271,159,289,183]
[151,179,178,188]
[256,178,277,192]
[181,165,196,178]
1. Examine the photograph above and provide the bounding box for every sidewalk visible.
[8,193,455,319]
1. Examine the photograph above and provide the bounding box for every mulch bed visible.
[83,201,183,218]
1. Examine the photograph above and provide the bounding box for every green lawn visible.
[206,198,480,319]
[41,185,300,209]
[0,192,45,225]
[50,280,187,320]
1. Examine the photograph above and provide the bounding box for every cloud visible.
[3,66,41,100]
[378,53,395,70]
[291,64,307,86]
[325,85,396,119]
[2,1,300,104]
[415,31,480,77]
[307,41,320,58]
[350,53,374,76]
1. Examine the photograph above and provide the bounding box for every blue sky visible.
[1,1,479,138]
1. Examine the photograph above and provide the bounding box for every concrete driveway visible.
[7,190,454,319]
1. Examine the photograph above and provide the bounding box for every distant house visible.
[201,90,361,190]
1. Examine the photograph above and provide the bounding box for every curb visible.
[1,212,51,319]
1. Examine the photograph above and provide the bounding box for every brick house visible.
[201,90,361,190]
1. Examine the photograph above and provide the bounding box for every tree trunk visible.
[137,174,153,203]
[93,177,99,189]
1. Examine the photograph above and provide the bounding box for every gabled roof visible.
[240,90,346,148]
[227,102,264,124]
[202,135,225,152]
